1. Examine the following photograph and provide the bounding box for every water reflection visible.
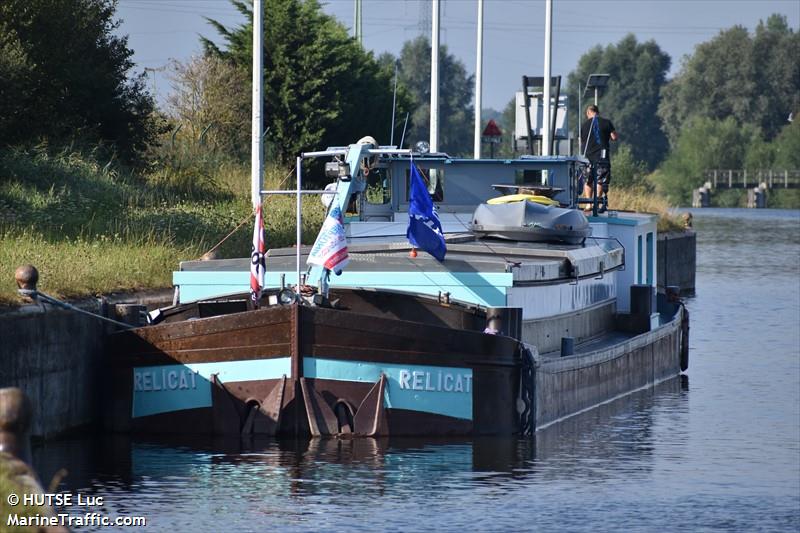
[33,377,689,531]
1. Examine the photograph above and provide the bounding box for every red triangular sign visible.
[482,119,502,137]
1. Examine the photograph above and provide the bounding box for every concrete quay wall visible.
[0,291,171,438]
[0,306,108,438]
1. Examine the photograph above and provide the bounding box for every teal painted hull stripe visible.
[132,357,291,418]
[304,357,473,421]
[174,270,512,307]
[132,356,473,421]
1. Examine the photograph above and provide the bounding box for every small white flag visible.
[307,205,349,274]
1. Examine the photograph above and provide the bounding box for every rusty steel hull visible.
[106,290,521,437]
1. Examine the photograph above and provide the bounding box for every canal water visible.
[33,209,800,532]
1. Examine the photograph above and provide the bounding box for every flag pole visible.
[473,0,484,159]
[430,0,440,153]
[251,0,263,208]
[296,156,302,288]
[541,0,553,157]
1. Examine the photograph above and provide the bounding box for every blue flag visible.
[407,161,447,261]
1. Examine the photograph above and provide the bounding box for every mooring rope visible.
[199,166,297,259]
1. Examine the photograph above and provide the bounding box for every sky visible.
[116,0,800,111]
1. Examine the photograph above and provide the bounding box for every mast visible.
[353,0,363,44]
[473,0,484,159]
[430,0,440,153]
[541,0,553,156]
[251,0,263,207]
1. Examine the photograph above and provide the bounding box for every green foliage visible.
[659,14,799,144]
[769,188,800,209]
[744,138,776,170]
[389,36,475,156]
[567,34,671,169]
[0,0,157,161]
[712,189,746,207]
[611,145,651,189]
[751,15,800,138]
[655,116,761,204]
[202,0,405,165]
[773,119,800,169]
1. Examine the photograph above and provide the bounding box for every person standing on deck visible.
[581,105,618,205]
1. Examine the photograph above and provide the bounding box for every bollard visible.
[14,264,39,294]
[692,187,711,208]
[756,183,767,208]
[631,284,654,317]
[485,307,523,339]
[560,337,574,357]
[0,387,33,465]
[700,187,711,207]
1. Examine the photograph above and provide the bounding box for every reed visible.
[609,187,686,232]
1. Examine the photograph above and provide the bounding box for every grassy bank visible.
[0,147,325,304]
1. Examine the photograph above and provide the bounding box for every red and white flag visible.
[307,205,349,274]
[250,204,266,305]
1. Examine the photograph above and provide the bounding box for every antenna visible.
[399,112,410,149]
[390,62,398,146]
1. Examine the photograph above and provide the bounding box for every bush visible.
[612,145,651,190]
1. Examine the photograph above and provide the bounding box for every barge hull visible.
[106,290,686,437]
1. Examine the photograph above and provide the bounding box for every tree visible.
[655,116,760,203]
[393,36,474,156]
[166,56,251,159]
[744,139,776,171]
[751,15,800,139]
[0,0,156,160]
[202,0,405,165]
[773,120,800,169]
[659,15,799,144]
[567,35,671,169]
